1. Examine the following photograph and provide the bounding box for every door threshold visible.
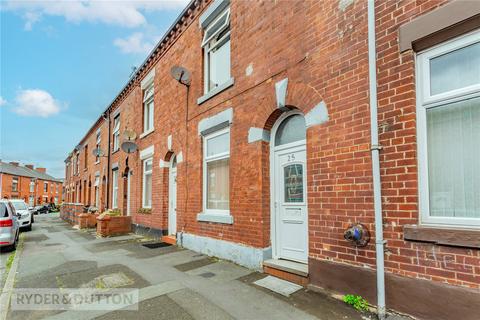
[263,259,308,277]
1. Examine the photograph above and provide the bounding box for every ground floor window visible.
[142,158,152,208]
[112,169,119,209]
[417,30,480,227]
[203,127,230,214]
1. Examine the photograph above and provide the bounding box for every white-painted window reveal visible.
[417,30,480,227]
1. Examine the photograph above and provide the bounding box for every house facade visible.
[63,1,480,319]
[0,161,63,206]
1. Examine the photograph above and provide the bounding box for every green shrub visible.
[343,294,369,312]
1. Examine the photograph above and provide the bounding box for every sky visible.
[0,0,189,178]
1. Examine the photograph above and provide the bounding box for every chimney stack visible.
[25,164,34,170]
[36,168,46,173]
[9,162,19,166]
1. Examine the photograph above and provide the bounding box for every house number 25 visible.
[287,154,296,162]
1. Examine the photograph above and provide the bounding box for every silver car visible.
[0,199,20,251]
[10,199,33,231]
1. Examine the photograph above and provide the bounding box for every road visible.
[1,212,367,320]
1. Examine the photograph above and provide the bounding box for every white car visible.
[0,200,20,250]
[10,199,33,231]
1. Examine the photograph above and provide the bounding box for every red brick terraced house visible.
[63,0,480,319]
[0,161,63,206]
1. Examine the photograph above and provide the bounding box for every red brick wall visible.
[1,173,62,206]
[63,0,479,292]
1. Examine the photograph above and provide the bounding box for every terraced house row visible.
[0,161,63,206]
[62,1,480,319]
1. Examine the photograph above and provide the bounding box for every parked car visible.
[10,199,33,231]
[0,200,20,251]
[33,205,49,215]
[47,203,58,212]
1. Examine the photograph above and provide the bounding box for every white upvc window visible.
[44,182,48,193]
[112,169,119,209]
[94,176,100,208]
[113,114,120,152]
[12,177,18,192]
[142,158,153,208]
[203,127,230,215]
[202,7,231,94]
[143,83,154,134]
[416,30,480,228]
[96,130,101,163]
[29,179,34,192]
[29,195,34,207]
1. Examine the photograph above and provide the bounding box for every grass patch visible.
[6,252,15,270]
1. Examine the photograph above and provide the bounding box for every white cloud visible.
[114,32,155,54]
[13,89,63,118]
[4,0,189,30]
[0,96,6,106]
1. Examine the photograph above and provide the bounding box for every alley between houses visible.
[1,213,372,320]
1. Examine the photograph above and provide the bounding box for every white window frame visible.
[202,127,230,216]
[416,30,480,228]
[96,130,101,163]
[142,157,153,209]
[29,179,35,193]
[12,177,18,192]
[143,83,154,135]
[44,182,48,193]
[112,169,119,209]
[113,114,120,152]
[202,7,231,94]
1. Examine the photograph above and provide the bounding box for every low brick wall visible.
[78,213,98,229]
[97,215,132,237]
[60,203,85,225]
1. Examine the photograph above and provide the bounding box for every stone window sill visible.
[197,212,233,224]
[404,224,480,249]
[197,78,234,105]
[140,129,155,139]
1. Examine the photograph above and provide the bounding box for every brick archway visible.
[263,81,324,132]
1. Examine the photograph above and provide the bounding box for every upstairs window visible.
[143,83,154,134]
[417,30,480,228]
[44,182,48,193]
[12,177,19,192]
[113,114,120,152]
[29,179,35,192]
[84,144,88,169]
[202,7,231,93]
[96,129,101,163]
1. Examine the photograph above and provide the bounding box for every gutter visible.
[367,1,386,319]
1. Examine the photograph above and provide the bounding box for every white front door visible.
[168,167,177,235]
[274,145,308,263]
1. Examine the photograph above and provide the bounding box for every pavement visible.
[0,212,382,320]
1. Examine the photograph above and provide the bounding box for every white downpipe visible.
[367,1,386,319]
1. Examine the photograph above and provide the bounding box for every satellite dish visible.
[92,148,105,157]
[170,65,191,86]
[121,141,138,154]
[123,130,137,141]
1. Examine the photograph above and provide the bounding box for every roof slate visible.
[0,161,62,183]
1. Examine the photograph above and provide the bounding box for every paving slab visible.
[168,288,234,320]
[254,275,303,297]
[95,295,193,320]
[186,260,252,283]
